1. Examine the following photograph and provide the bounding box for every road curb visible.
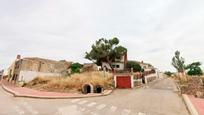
[1,82,113,99]
[2,83,18,96]
[173,80,181,93]
[182,94,199,115]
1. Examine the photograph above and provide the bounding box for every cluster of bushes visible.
[164,71,174,77]
[126,61,142,72]
[185,62,203,76]
[70,63,83,74]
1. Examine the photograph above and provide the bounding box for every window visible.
[116,65,120,68]
[112,65,116,68]
[116,56,121,60]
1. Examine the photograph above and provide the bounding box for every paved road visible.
[0,78,189,115]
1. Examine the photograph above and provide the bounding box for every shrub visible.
[127,61,142,72]
[71,63,83,74]
[186,62,203,76]
[201,77,204,85]
[164,71,173,77]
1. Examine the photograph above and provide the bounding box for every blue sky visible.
[0,0,204,71]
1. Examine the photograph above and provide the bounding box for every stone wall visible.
[19,70,61,82]
[7,56,72,83]
[21,58,71,73]
[145,73,157,84]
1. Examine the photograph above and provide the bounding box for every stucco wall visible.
[112,62,124,71]
[144,73,158,84]
[18,70,61,82]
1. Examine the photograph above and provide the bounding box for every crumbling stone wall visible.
[20,58,71,73]
[8,56,72,82]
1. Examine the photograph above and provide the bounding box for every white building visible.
[111,52,128,71]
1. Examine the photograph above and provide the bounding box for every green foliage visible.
[127,61,142,72]
[85,37,127,66]
[172,51,185,72]
[164,71,174,77]
[71,63,83,74]
[141,68,144,72]
[186,62,203,76]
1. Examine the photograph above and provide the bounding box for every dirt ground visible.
[180,77,204,98]
[24,72,114,93]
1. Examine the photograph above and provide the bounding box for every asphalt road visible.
[0,78,189,115]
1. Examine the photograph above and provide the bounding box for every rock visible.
[195,91,204,98]
[18,81,25,87]
[200,79,204,86]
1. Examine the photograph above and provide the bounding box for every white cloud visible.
[0,0,204,71]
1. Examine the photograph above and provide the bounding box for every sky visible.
[0,0,204,71]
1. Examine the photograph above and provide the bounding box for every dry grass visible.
[25,72,113,93]
[201,76,204,84]
[176,75,204,98]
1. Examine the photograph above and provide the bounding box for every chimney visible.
[124,52,128,71]
[16,55,21,60]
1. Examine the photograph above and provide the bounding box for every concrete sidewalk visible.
[1,80,112,99]
[188,95,204,115]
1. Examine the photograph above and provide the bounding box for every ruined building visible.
[7,55,72,82]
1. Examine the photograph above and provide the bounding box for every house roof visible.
[128,60,153,67]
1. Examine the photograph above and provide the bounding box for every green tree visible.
[186,62,203,76]
[172,50,187,82]
[172,51,185,73]
[164,71,174,77]
[71,63,83,74]
[85,38,127,66]
[127,61,142,72]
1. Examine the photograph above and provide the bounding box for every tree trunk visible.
[106,56,113,70]
[178,72,187,83]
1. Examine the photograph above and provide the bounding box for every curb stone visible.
[2,84,17,96]
[182,94,199,115]
[173,80,181,93]
[1,82,113,99]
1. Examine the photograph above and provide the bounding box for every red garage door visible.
[116,76,131,88]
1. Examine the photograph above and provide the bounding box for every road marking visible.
[14,106,25,115]
[19,101,38,115]
[121,109,131,115]
[23,103,38,115]
[22,102,28,105]
[71,99,80,103]
[32,111,39,115]
[26,106,39,115]
[80,107,86,112]
[167,86,172,89]
[144,86,149,89]
[91,112,98,115]
[96,104,106,110]
[78,100,87,105]
[138,112,146,115]
[110,106,117,112]
[57,105,82,115]
[87,102,96,107]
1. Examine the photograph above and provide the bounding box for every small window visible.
[116,65,120,68]
[112,65,116,68]
[116,57,121,60]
